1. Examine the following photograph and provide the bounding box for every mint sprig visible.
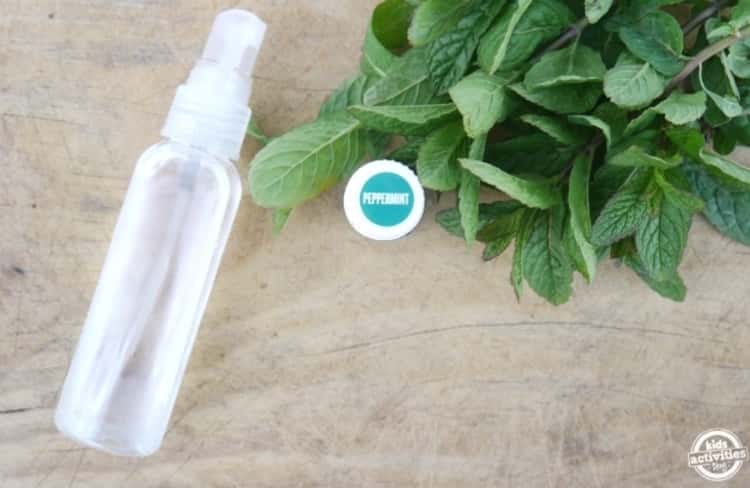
[248,0,750,305]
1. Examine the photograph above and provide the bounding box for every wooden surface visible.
[2,1,750,486]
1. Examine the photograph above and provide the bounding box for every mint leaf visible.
[249,113,368,209]
[728,39,750,79]
[511,209,538,299]
[585,0,614,24]
[653,91,707,125]
[635,187,692,280]
[409,0,476,47]
[591,169,652,246]
[321,75,374,116]
[698,148,750,186]
[272,208,292,234]
[568,114,615,147]
[568,153,598,282]
[247,117,271,146]
[604,52,666,109]
[460,158,562,208]
[417,121,467,191]
[523,206,574,305]
[364,49,438,106]
[622,249,687,302]
[608,146,682,170]
[348,103,457,135]
[485,134,574,177]
[509,81,602,115]
[666,126,705,159]
[654,170,704,212]
[618,11,684,77]
[699,62,743,119]
[685,163,750,246]
[459,169,481,246]
[449,71,516,138]
[371,0,414,50]
[478,0,574,74]
[427,0,507,94]
[524,43,606,89]
[520,114,590,147]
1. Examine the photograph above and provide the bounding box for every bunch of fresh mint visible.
[247,0,750,305]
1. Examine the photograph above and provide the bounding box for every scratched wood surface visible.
[2,1,750,486]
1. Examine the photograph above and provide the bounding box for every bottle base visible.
[54,410,159,457]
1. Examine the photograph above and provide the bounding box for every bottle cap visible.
[343,160,425,241]
[162,10,266,160]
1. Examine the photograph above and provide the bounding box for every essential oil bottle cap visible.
[343,160,425,241]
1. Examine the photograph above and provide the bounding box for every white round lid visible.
[343,160,425,241]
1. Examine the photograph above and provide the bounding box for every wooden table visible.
[2,1,750,486]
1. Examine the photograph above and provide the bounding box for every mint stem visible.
[682,0,730,36]
[666,25,750,94]
[533,18,589,62]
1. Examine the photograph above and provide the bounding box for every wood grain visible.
[2,1,750,486]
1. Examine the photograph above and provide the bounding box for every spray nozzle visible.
[201,9,267,79]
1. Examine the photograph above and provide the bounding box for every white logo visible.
[688,429,748,482]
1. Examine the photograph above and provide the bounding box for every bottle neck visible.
[160,60,252,161]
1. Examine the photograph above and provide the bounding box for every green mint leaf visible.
[364,49,439,106]
[361,26,397,78]
[408,0,476,47]
[567,153,598,282]
[459,169,481,246]
[685,163,750,246]
[388,137,425,164]
[591,169,652,246]
[248,113,368,209]
[427,0,508,94]
[437,200,524,241]
[485,134,574,177]
[478,0,574,74]
[348,103,458,136]
[699,60,743,120]
[698,148,750,186]
[624,109,659,137]
[635,187,692,280]
[585,0,614,24]
[608,146,682,170]
[666,126,705,160]
[523,206,574,305]
[590,164,634,218]
[483,234,516,261]
[622,250,687,302]
[320,75,374,116]
[654,170,704,212]
[272,208,292,234]
[568,114,614,147]
[459,158,562,209]
[449,71,516,138]
[715,126,739,155]
[509,81,602,115]
[247,117,271,146]
[524,43,607,89]
[728,39,750,79]
[618,11,684,77]
[604,52,666,109]
[511,209,538,300]
[520,114,591,147]
[653,91,707,125]
[731,0,750,30]
[371,0,414,50]
[417,121,467,191]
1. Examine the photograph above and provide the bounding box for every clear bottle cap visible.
[161,9,267,161]
[202,10,267,79]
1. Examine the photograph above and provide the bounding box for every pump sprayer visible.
[54,10,266,457]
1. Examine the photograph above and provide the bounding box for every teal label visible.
[360,172,414,227]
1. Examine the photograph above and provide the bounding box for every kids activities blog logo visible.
[689,429,748,482]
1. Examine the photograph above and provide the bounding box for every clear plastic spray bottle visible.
[55,10,266,457]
